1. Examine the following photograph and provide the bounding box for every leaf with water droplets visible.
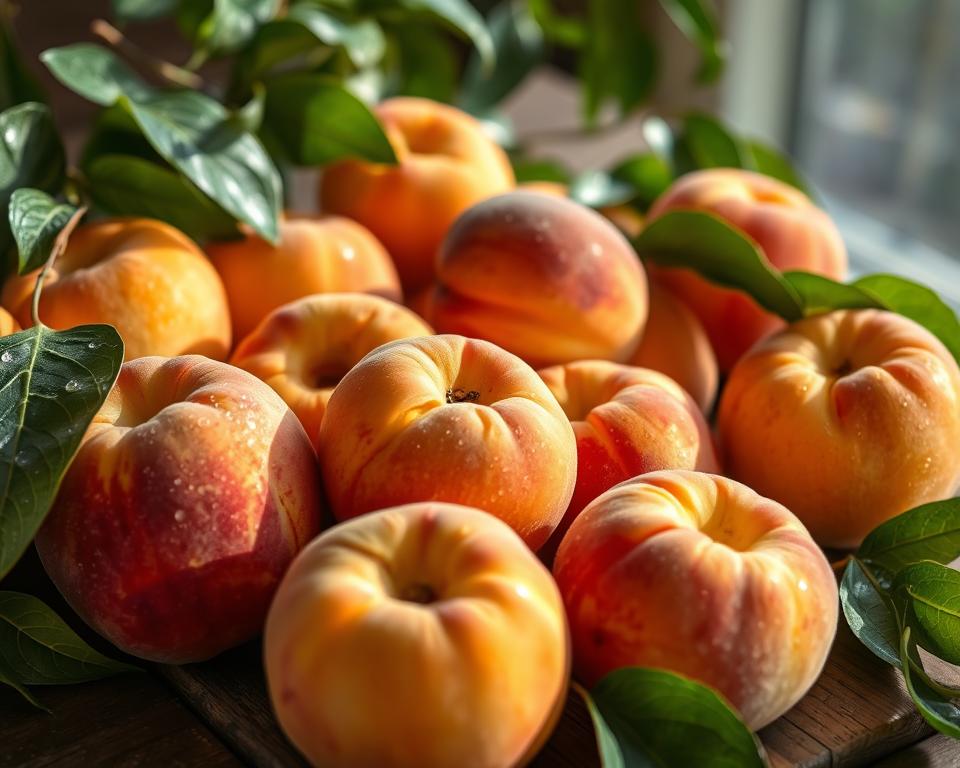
[0,324,123,579]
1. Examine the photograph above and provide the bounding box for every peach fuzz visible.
[206,213,401,342]
[431,192,649,368]
[718,309,960,548]
[630,280,719,412]
[647,169,848,371]
[554,470,837,730]
[231,293,433,450]
[2,218,230,361]
[265,502,569,768]
[538,361,718,559]
[318,334,576,550]
[35,355,322,663]
[320,97,515,293]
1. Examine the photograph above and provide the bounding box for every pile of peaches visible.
[15,97,960,767]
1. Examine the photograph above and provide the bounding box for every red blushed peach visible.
[431,192,649,368]
[630,280,719,412]
[718,309,960,548]
[647,169,848,371]
[35,355,322,663]
[538,361,719,560]
[320,97,515,293]
[231,293,433,450]
[264,502,570,768]
[554,470,838,730]
[317,335,576,550]
[206,213,402,343]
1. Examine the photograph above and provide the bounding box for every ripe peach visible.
[318,334,576,550]
[0,307,20,336]
[517,180,567,198]
[630,280,719,412]
[2,218,230,361]
[718,309,960,548]
[206,214,401,342]
[554,470,837,730]
[647,169,848,371]
[231,293,433,450]
[320,97,515,293]
[265,502,570,768]
[35,355,322,663]
[431,192,649,368]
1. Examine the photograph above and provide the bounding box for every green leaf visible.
[610,152,674,211]
[900,625,960,739]
[858,499,960,574]
[263,73,396,166]
[85,155,239,243]
[511,157,571,185]
[112,0,178,22]
[896,561,960,665]
[570,170,635,209]
[840,557,902,668]
[0,324,123,580]
[673,112,746,173]
[459,0,545,114]
[528,0,585,48]
[783,272,881,314]
[180,0,280,56]
[40,44,152,106]
[390,25,458,102]
[287,5,385,69]
[0,20,46,111]
[0,654,47,711]
[743,140,811,196]
[0,591,136,685]
[589,668,766,767]
[576,683,625,768]
[81,104,164,167]
[634,210,804,321]
[8,190,78,275]
[656,0,726,83]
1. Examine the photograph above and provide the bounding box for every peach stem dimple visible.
[399,583,437,604]
[446,388,480,404]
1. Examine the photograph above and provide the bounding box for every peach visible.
[206,214,401,342]
[630,280,719,412]
[647,169,848,371]
[599,203,644,239]
[265,502,569,768]
[231,293,433,450]
[320,97,515,293]
[35,355,322,663]
[718,309,960,548]
[0,306,20,336]
[317,334,576,550]
[554,470,837,730]
[2,218,230,361]
[538,361,718,560]
[517,180,567,198]
[431,192,649,368]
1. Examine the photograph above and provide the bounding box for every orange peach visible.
[265,502,570,768]
[0,306,20,337]
[317,334,576,550]
[35,355,322,663]
[320,97,515,293]
[206,214,401,342]
[231,293,433,449]
[718,309,960,548]
[630,280,719,412]
[538,361,718,560]
[517,180,567,198]
[431,192,649,368]
[2,218,230,361]
[647,169,848,371]
[554,470,837,730]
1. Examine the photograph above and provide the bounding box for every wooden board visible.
[158,620,960,768]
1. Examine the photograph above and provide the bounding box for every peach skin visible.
[206,213,401,342]
[431,192,649,368]
[320,97,515,292]
[718,309,960,548]
[265,502,570,768]
[553,470,838,730]
[35,355,322,663]
[538,361,718,560]
[231,293,433,449]
[0,307,20,337]
[647,169,848,371]
[2,218,230,361]
[317,334,576,550]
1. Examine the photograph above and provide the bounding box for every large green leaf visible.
[287,5,385,69]
[900,626,960,739]
[390,25,458,103]
[589,668,766,767]
[8,190,78,275]
[840,557,902,668]
[656,0,725,82]
[673,112,746,173]
[782,272,881,313]
[112,0,178,22]
[263,73,396,166]
[179,0,280,56]
[858,499,960,574]
[0,324,123,580]
[0,655,45,710]
[577,683,625,768]
[41,44,151,106]
[610,153,674,211]
[896,561,960,665]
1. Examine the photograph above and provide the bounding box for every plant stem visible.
[91,19,204,90]
[31,206,87,328]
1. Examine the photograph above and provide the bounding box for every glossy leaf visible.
[263,73,396,166]
[656,0,725,82]
[783,272,881,314]
[180,0,280,56]
[112,0,178,22]
[896,561,960,665]
[289,5,385,69]
[610,153,674,211]
[81,103,164,167]
[0,21,45,111]
[673,112,745,173]
[0,655,46,710]
[840,557,901,668]
[41,44,151,106]
[528,0,586,48]
[0,324,123,579]
[577,683,625,768]
[858,499,960,574]
[901,626,960,739]
[570,170,635,209]
[744,140,811,196]
[8,190,78,275]
[511,157,571,185]
[391,25,458,102]
[0,591,136,685]
[634,210,804,320]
